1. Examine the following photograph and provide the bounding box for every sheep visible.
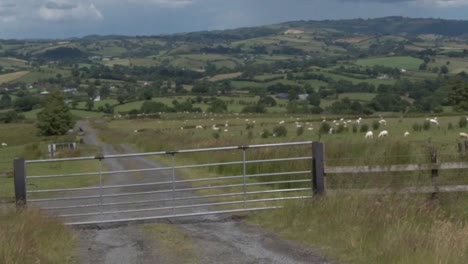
[378,130,389,138]
[379,119,387,126]
[196,125,203,129]
[1,143,7,147]
[429,118,439,126]
[460,132,468,138]
[308,128,314,131]
[404,131,410,137]
[224,129,229,132]
[329,128,334,134]
[365,131,373,139]
[279,120,285,125]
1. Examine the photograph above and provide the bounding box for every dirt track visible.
[74,121,332,264]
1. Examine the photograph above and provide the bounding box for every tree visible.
[440,65,449,74]
[36,89,74,136]
[99,86,110,99]
[207,98,227,113]
[86,99,94,111]
[447,75,468,111]
[0,94,12,109]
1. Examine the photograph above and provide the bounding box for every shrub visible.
[319,122,331,135]
[296,126,304,136]
[448,122,454,130]
[423,120,431,131]
[459,117,467,128]
[261,129,271,138]
[413,123,422,132]
[372,120,380,131]
[273,126,288,137]
[336,124,346,133]
[360,123,369,133]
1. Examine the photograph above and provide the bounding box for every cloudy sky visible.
[1,0,468,39]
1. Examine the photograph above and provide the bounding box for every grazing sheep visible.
[329,128,334,134]
[404,132,410,137]
[429,118,439,126]
[1,143,7,147]
[279,120,285,125]
[378,130,389,138]
[308,128,313,131]
[196,125,203,129]
[379,119,387,126]
[460,132,468,138]
[365,131,374,139]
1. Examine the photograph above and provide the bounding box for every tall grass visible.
[0,208,76,264]
[250,193,468,264]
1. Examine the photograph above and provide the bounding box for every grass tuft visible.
[0,208,76,264]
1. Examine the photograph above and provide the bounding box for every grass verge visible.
[0,208,76,263]
[248,193,468,264]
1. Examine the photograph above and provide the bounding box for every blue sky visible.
[1,0,468,39]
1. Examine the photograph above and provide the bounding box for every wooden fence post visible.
[312,142,326,195]
[13,158,26,207]
[431,150,439,199]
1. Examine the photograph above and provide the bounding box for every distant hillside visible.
[281,17,468,37]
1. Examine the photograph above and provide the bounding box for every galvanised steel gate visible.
[13,142,325,226]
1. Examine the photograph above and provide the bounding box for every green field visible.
[356,56,423,71]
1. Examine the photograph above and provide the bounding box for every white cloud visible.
[125,0,194,8]
[428,0,468,7]
[38,0,103,22]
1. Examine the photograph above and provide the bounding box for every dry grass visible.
[0,71,29,84]
[208,72,242,82]
[249,193,468,264]
[0,208,76,264]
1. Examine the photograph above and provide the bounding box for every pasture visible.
[0,71,29,84]
[356,56,423,71]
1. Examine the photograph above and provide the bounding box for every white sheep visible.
[379,119,387,126]
[378,130,389,138]
[365,131,373,139]
[329,128,334,134]
[196,125,203,129]
[1,143,7,147]
[404,131,410,137]
[460,132,468,138]
[429,118,439,126]
[279,120,285,125]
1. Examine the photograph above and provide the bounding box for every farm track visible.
[74,120,332,264]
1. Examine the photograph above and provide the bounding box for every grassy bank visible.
[249,193,468,264]
[0,208,76,263]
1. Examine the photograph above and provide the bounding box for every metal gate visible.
[13,142,325,226]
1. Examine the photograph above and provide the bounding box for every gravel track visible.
[70,121,333,264]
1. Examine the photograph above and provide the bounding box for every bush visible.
[336,124,346,133]
[261,129,271,138]
[412,123,422,132]
[273,126,288,137]
[448,122,454,130]
[459,117,468,128]
[423,120,431,131]
[372,120,380,131]
[212,132,220,140]
[360,123,369,133]
[319,122,331,135]
[296,126,304,136]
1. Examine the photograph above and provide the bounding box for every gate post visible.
[312,142,326,195]
[13,158,26,207]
